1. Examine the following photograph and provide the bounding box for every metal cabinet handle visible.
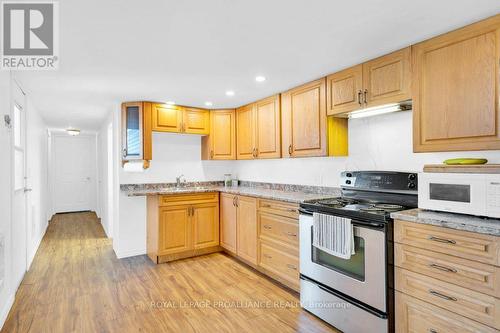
[287,208,298,213]
[263,254,272,259]
[429,329,438,333]
[210,150,214,159]
[357,90,362,105]
[429,289,457,302]
[255,148,258,157]
[261,204,271,208]
[363,89,368,105]
[285,231,297,237]
[235,196,239,207]
[232,196,236,206]
[286,264,297,270]
[428,236,456,245]
[429,263,458,273]
[288,144,292,156]
[263,225,272,230]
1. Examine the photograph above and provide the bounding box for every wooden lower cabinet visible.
[220,193,237,253]
[147,193,220,263]
[236,196,258,264]
[396,291,498,333]
[394,220,500,332]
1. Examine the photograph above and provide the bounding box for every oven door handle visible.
[299,207,314,215]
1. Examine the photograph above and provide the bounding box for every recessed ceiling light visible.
[255,76,266,82]
[225,90,235,96]
[166,101,175,105]
[204,101,213,107]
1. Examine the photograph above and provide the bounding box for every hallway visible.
[2,212,336,333]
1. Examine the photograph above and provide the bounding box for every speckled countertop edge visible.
[121,181,340,204]
[391,208,500,237]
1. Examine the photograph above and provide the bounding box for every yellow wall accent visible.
[328,117,348,156]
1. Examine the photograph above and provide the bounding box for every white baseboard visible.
[0,293,14,330]
[114,248,146,259]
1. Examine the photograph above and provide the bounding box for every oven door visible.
[299,213,387,312]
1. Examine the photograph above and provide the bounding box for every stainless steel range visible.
[299,171,418,333]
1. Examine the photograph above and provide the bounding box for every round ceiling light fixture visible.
[66,128,81,136]
[225,90,235,96]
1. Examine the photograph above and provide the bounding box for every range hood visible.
[348,100,412,119]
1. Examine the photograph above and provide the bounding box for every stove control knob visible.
[346,180,352,185]
[408,174,417,181]
[346,173,352,178]
[408,182,416,189]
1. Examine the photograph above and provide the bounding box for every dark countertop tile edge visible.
[391,208,500,237]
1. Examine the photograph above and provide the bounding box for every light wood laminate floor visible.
[2,212,338,332]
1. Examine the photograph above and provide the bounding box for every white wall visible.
[120,132,235,184]
[0,72,13,329]
[97,113,114,238]
[235,111,500,187]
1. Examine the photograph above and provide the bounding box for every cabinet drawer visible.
[259,241,299,287]
[159,192,218,206]
[395,243,500,297]
[258,199,299,219]
[396,291,498,333]
[395,267,500,329]
[259,212,299,248]
[394,220,500,266]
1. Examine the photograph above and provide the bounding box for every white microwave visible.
[418,172,500,218]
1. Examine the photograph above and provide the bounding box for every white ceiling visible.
[15,0,500,130]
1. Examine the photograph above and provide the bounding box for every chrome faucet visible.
[175,174,186,188]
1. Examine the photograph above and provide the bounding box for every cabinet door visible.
[363,47,411,108]
[255,95,281,159]
[236,104,256,160]
[413,16,500,152]
[151,103,183,133]
[202,109,236,160]
[158,205,191,255]
[220,193,237,253]
[192,202,219,249]
[326,65,363,115]
[183,107,210,135]
[281,78,327,158]
[121,102,143,160]
[236,196,258,265]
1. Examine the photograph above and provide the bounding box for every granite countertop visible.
[391,208,500,237]
[122,181,340,204]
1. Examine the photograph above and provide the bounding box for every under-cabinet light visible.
[348,103,411,119]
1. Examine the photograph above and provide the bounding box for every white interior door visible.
[53,134,96,213]
[12,86,27,289]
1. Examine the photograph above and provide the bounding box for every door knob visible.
[24,188,32,192]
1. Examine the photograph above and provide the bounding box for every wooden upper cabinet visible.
[255,94,281,159]
[413,15,500,152]
[327,65,363,115]
[281,78,327,157]
[326,47,411,116]
[183,107,210,135]
[236,103,256,160]
[363,47,411,108]
[152,103,210,134]
[220,193,237,253]
[158,205,192,255]
[192,202,219,250]
[152,103,183,132]
[236,196,258,265]
[202,109,236,160]
[121,102,152,168]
